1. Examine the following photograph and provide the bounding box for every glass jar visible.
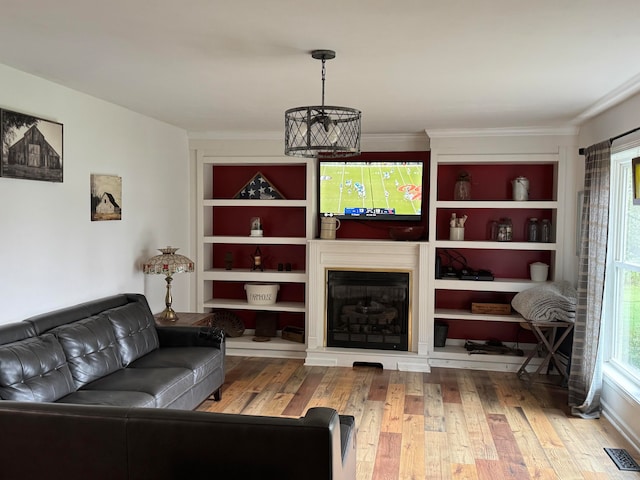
[541,219,552,243]
[527,218,539,242]
[454,179,471,200]
[497,218,512,242]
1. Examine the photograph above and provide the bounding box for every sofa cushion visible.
[105,302,159,366]
[81,367,193,408]
[51,314,122,388]
[58,389,155,408]
[130,347,223,384]
[0,334,76,402]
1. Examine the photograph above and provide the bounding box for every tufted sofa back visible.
[0,294,160,402]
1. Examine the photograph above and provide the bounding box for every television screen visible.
[318,161,424,221]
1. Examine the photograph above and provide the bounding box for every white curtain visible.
[568,140,611,418]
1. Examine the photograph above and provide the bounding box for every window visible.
[606,146,640,389]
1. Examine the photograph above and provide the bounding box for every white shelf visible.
[203,298,306,312]
[202,268,306,282]
[225,332,306,359]
[435,200,557,209]
[196,153,314,359]
[434,308,525,323]
[434,240,557,250]
[204,236,307,245]
[434,278,545,292]
[205,199,307,208]
[426,139,568,371]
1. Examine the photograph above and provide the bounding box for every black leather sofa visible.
[0,293,225,409]
[0,401,356,480]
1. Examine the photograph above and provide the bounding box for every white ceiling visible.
[1,0,640,138]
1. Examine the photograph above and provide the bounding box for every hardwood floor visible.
[197,357,639,479]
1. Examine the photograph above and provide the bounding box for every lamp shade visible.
[142,247,194,276]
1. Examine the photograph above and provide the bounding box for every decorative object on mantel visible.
[0,108,63,183]
[234,172,284,200]
[453,170,471,200]
[90,174,122,221]
[142,246,194,322]
[285,49,361,158]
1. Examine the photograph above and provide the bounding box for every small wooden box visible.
[282,326,305,343]
[471,303,511,315]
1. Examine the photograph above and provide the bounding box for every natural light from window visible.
[607,147,640,390]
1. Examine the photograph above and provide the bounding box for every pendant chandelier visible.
[285,49,361,158]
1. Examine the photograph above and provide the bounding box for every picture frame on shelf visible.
[1,108,63,183]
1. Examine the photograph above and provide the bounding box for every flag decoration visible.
[234,172,285,200]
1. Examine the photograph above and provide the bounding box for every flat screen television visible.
[318,160,424,221]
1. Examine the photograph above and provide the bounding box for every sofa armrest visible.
[156,326,225,350]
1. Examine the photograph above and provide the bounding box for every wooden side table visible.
[154,312,213,328]
[517,320,574,385]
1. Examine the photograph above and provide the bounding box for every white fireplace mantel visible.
[306,239,431,371]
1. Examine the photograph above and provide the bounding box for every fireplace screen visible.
[326,270,409,351]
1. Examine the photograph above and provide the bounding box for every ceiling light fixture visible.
[285,49,361,158]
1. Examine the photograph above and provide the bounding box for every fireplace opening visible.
[326,270,409,351]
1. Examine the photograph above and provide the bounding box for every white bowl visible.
[244,283,279,305]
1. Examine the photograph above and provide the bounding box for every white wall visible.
[578,91,640,451]
[0,64,192,323]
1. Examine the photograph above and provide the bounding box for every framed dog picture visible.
[0,109,63,182]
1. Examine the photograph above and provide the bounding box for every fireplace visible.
[326,270,410,351]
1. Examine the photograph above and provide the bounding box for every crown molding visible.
[426,126,579,138]
[573,72,640,125]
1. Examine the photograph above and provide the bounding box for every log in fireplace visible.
[326,270,410,351]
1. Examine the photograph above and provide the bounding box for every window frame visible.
[603,142,640,400]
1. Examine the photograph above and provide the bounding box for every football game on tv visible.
[318,161,423,221]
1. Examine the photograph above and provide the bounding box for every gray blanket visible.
[511,281,577,323]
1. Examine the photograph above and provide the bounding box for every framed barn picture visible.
[91,174,122,221]
[633,157,640,206]
[0,109,63,182]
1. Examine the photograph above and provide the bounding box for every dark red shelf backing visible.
[436,208,555,242]
[436,248,552,279]
[211,244,306,272]
[212,206,306,238]
[211,281,305,330]
[212,164,307,200]
[211,309,305,332]
[437,163,555,201]
[434,319,537,344]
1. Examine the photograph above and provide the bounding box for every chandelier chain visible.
[321,58,326,108]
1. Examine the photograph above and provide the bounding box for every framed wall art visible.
[91,174,122,221]
[0,109,63,182]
